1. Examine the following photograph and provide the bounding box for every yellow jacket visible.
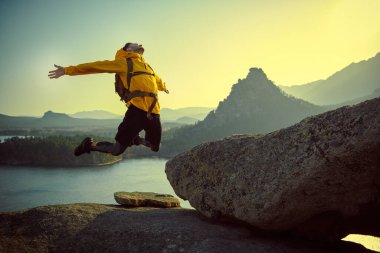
[64,48,167,114]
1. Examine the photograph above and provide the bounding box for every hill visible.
[280,52,380,105]
[0,110,189,134]
[0,111,120,129]
[174,116,199,125]
[327,88,380,109]
[69,107,214,122]
[160,107,213,122]
[160,68,325,156]
[0,107,213,134]
[71,110,122,119]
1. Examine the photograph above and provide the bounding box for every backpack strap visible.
[125,58,158,120]
[126,58,133,89]
[131,71,155,77]
[127,58,155,88]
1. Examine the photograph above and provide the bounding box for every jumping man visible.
[48,43,169,156]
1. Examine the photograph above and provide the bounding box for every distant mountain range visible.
[70,107,213,122]
[0,106,213,132]
[328,87,380,109]
[160,107,213,123]
[161,68,327,156]
[279,52,380,105]
[0,111,120,129]
[71,110,122,119]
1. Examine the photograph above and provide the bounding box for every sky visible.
[0,0,379,116]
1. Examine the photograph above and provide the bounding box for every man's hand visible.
[48,64,65,79]
[165,89,169,94]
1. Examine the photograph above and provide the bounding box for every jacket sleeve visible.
[64,58,126,76]
[155,73,167,92]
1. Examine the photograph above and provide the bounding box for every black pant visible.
[115,105,161,151]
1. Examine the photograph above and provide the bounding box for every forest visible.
[0,135,122,166]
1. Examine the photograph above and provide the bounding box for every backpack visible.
[115,58,158,119]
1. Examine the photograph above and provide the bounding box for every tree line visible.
[0,136,121,166]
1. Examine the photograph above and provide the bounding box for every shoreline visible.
[0,155,172,168]
[0,157,124,168]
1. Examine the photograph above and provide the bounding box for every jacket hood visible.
[115,48,144,61]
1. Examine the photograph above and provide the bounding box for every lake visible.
[0,158,191,212]
[0,158,378,251]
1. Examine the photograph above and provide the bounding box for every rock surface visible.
[0,203,374,253]
[114,191,180,208]
[165,98,380,240]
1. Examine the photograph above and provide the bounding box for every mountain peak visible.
[212,67,320,120]
[248,67,266,75]
[230,68,276,97]
[247,67,269,81]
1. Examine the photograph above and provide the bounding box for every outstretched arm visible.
[48,64,65,79]
[64,59,125,76]
[48,59,125,79]
[155,74,169,94]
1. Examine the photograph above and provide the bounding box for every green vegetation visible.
[0,136,121,166]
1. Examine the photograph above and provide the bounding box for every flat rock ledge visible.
[114,191,180,208]
[0,203,374,253]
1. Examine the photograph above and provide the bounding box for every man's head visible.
[123,43,144,54]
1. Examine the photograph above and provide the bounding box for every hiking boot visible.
[74,137,93,156]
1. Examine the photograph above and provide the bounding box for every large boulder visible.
[0,203,373,253]
[165,98,380,240]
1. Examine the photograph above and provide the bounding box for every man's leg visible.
[114,105,145,152]
[144,114,162,152]
[74,106,144,157]
[90,141,127,156]
[74,136,144,157]
[74,137,127,156]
